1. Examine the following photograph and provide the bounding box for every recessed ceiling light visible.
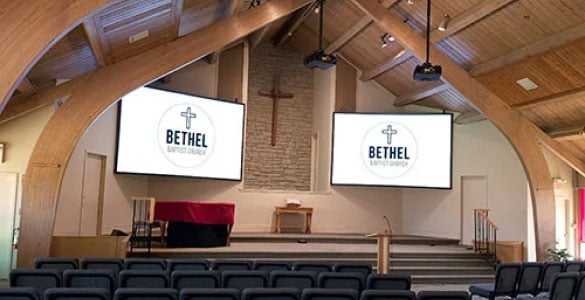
[516,78,538,91]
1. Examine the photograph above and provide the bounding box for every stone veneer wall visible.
[244,42,313,190]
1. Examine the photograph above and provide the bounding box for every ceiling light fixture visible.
[381,33,395,48]
[438,14,450,31]
[406,0,414,5]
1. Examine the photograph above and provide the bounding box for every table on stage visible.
[154,201,235,247]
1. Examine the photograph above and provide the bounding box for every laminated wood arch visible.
[0,0,112,112]
[18,0,312,267]
[352,0,555,260]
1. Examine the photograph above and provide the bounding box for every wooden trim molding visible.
[18,0,312,268]
[0,0,112,113]
[351,0,555,260]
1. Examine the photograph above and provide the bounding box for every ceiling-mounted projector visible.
[304,49,336,70]
[413,62,442,81]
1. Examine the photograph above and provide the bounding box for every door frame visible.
[79,152,106,236]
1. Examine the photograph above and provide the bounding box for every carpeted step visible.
[413,274,494,285]
[389,266,494,276]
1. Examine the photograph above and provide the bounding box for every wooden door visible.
[79,153,106,236]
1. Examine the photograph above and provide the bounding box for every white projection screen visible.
[331,112,453,189]
[116,87,245,180]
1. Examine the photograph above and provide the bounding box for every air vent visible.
[516,77,538,91]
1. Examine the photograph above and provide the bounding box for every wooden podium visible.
[368,231,391,274]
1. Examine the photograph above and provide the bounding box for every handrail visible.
[474,208,498,265]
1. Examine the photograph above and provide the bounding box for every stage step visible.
[229,233,460,245]
[390,266,494,276]
[391,258,490,267]
[413,275,493,285]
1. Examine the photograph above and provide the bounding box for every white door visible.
[555,198,570,251]
[79,153,106,236]
[461,175,488,246]
[0,172,17,279]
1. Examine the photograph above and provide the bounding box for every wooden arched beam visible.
[0,0,112,112]
[352,0,555,260]
[18,0,312,267]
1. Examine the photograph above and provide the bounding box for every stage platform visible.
[129,233,494,286]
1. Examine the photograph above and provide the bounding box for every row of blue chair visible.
[34,257,372,275]
[10,268,412,293]
[0,287,471,300]
[469,261,579,300]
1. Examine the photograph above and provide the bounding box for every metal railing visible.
[474,208,498,265]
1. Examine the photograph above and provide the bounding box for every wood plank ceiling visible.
[4,0,585,155]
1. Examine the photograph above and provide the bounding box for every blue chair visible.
[168,259,210,272]
[114,287,178,300]
[34,257,78,271]
[574,273,585,300]
[80,257,124,272]
[253,261,292,271]
[0,287,43,300]
[469,263,521,300]
[211,260,253,271]
[171,270,221,289]
[301,288,358,300]
[539,262,565,293]
[179,288,240,300]
[44,287,110,300]
[221,270,269,289]
[418,291,470,300]
[270,271,317,289]
[564,260,585,272]
[515,262,544,297]
[242,287,301,300]
[334,263,372,278]
[63,269,117,294]
[359,290,416,300]
[534,272,579,300]
[293,262,332,273]
[366,274,411,290]
[10,269,62,292]
[119,270,169,288]
[124,258,167,271]
[317,272,365,291]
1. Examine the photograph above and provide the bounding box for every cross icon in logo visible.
[381,125,397,145]
[180,107,197,130]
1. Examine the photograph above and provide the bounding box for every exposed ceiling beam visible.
[394,81,451,107]
[206,0,239,64]
[170,0,184,38]
[249,24,273,50]
[454,110,486,124]
[361,0,515,82]
[471,21,585,76]
[0,76,88,125]
[380,0,399,9]
[16,77,36,96]
[430,0,515,43]
[513,85,585,110]
[82,17,109,67]
[324,16,372,54]
[274,0,318,47]
[547,126,585,142]
[360,49,413,81]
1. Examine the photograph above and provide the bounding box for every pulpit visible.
[368,231,392,274]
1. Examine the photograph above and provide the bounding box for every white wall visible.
[312,68,335,192]
[55,104,148,235]
[402,120,529,241]
[356,77,397,112]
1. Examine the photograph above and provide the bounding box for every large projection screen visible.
[331,112,453,189]
[116,87,245,180]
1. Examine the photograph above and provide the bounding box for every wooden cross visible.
[258,77,294,146]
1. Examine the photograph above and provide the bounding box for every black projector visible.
[304,49,336,70]
[413,62,442,81]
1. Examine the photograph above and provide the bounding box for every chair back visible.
[44,287,110,300]
[541,262,565,292]
[168,259,209,272]
[212,260,253,271]
[124,258,167,271]
[334,263,372,278]
[119,270,169,288]
[81,258,124,273]
[575,273,585,300]
[253,261,292,271]
[516,262,544,295]
[317,272,365,291]
[548,272,579,300]
[359,290,416,300]
[365,274,411,290]
[301,288,358,300]
[114,287,178,300]
[179,288,240,300]
[0,287,43,300]
[221,270,269,290]
[417,291,470,300]
[34,257,78,271]
[242,287,301,300]
[493,263,522,296]
[293,262,332,273]
[10,269,62,292]
[171,270,220,289]
[270,271,317,289]
[63,269,117,294]
[565,261,585,272]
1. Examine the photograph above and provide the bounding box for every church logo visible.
[361,122,418,178]
[158,103,215,168]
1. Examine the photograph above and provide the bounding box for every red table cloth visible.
[154,201,235,225]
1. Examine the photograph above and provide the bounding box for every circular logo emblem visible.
[361,122,418,178]
[158,103,215,168]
